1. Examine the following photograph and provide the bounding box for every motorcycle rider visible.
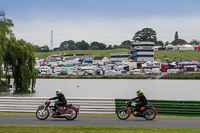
[131,89,148,115]
[49,89,67,114]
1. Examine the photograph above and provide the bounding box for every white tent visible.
[179,45,194,50]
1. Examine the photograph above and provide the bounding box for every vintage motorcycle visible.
[117,100,157,120]
[36,100,79,120]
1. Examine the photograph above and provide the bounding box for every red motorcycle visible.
[117,100,157,120]
[36,100,79,120]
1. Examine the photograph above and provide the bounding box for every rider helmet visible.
[136,89,143,96]
[56,89,62,95]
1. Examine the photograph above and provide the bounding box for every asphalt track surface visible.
[0,115,200,128]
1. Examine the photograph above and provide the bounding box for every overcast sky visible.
[1,0,200,48]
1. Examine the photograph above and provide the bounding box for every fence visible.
[1,97,200,116]
[0,97,115,114]
[115,99,200,116]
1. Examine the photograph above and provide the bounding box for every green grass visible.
[160,73,200,79]
[0,126,200,133]
[34,48,129,59]
[35,49,200,61]
[154,50,200,61]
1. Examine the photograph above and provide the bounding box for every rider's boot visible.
[134,111,139,115]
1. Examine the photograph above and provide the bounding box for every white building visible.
[93,56,110,65]
[110,53,130,63]
[129,41,154,62]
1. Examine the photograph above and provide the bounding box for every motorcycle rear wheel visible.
[65,108,78,120]
[117,108,129,120]
[36,108,49,120]
[144,108,156,120]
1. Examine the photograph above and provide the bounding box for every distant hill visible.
[34,49,200,62]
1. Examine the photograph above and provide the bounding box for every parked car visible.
[151,68,161,74]
[129,69,141,75]
[167,69,179,74]
[179,68,187,73]
[173,66,184,70]
[144,69,152,75]
[105,70,117,76]
[41,69,52,75]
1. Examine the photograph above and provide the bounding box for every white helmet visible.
[56,89,62,95]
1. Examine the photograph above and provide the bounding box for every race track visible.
[0,115,200,128]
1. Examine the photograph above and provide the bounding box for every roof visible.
[84,58,93,61]
[179,45,193,48]
[93,56,105,60]
[132,41,154,45]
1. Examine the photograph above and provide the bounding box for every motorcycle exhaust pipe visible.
[60,114,72,117]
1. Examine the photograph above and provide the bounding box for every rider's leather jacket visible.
[132,93,148,104]
[49,93,67,104]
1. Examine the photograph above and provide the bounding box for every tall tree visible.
[90,42,99,50]
[120,40,132,48]
[106,45,113,50]
[60,40,75,50]
[90,45,99,50]
[155,41,164,46]
[4,39,36,93]
[39,45,49,52]
[0,11,36,93]
[33,45,40,52]
[76,40,89,50]
[175,31,179,40]
[113,45,119,49]
[90,41,106,50]
[171,31,186,45]
[133,28,157,42]
[0,11,14,86]
[98,43,106,50]
[171,39,186,45]
[69,44,78,50]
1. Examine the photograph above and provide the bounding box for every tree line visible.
[33,40,131,52]
[34,27,199,52]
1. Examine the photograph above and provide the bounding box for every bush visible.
[0,80,10,92]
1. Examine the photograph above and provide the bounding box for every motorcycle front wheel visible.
[36,108,49,120]
[144,108,156,120]
[117,108,129,120]
[65,108,78,120]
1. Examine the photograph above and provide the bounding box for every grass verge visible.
[160,73,200,79]
[0,126,200,133]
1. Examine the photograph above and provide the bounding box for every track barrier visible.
[0,97,115,114]
[1,97,200,116]
[116,99,200,116]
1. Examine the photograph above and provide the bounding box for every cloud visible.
[13,15,200,48]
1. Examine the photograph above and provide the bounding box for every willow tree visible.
[0,11,14,86]
[0,11,36,93]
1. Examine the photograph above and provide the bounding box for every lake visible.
[0,79,199,100]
